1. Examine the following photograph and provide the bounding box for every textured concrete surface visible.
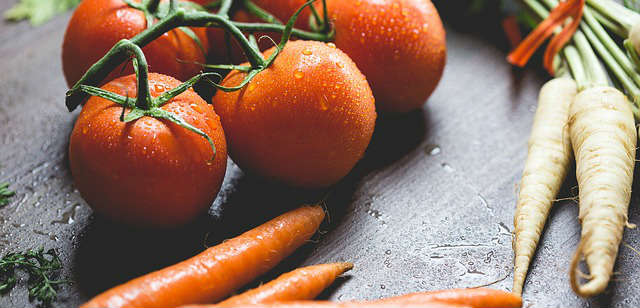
[0,2,639,307]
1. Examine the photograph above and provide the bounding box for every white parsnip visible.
[512,78,578,295]
[568,86,637,297]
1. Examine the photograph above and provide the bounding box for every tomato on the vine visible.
[213,40,376,188]
[69,73,227,227]
[62,0,209,87]
[322,0,446,113]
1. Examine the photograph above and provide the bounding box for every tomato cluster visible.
[63,0,445,227]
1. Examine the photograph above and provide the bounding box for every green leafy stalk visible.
[0,249,68,306]
[4,0,81,26]
[0,182,14,207]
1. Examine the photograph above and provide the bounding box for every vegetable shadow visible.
[71,109,429,301]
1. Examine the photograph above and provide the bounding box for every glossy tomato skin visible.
[62,0,209,87]
[69,73,227,227]
[213,41,376,188]
[324,0,446,113]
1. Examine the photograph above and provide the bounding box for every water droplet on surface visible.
[327,42,336,48]
[294,70,304,79]
[52,204,81,225]
[385,249,391,255]
[380,284,386,289]
[302,48,312,55]
[424,144,441,156]
[441,163,454,172]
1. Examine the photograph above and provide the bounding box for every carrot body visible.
[568,86,636,297]
[81,205,326,308]
[512,78,578,294]
[189,301,468,308]
[377,288,522,308]
[218,263,353,306]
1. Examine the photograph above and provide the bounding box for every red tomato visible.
[62,0,209,87]
[323,0,446,113]
[212,41,376,188]
[69,73,227,227]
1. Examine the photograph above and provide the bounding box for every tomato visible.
[322,0,446,113]
[69,73,227,227]
[212,40,376,188]
[62,0,209,87]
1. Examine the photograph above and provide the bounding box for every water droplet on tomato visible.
[327,42,336,49]
[190,103,203,114]
[302,48,312,55]
[154,84,165,93]
[319,97,328,111]
[294,70,304,79]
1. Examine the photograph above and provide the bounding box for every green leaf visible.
[625,0,640,13]
[0,182,15,207]
[4,0,82,26]
[0,248,67,306]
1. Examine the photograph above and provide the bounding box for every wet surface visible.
[0,2,639,307]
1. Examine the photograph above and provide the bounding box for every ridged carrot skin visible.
[568,86,636,297]
[512,78,577,294]
[376,288,522,308]
[81,205,326,308]
[187,302,469,308]
[218,263,354,306]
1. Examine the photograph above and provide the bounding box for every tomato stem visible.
[243,0,282,24]
[217,0,232,18]
[147,0,161,14]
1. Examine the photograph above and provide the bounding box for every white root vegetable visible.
[568,86,637,297]
[513,78,578,295]
[629,22,640,55]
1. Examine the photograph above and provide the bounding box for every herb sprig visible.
[0,248,67,306]
[0,182,14,207]
[4,0,82,26]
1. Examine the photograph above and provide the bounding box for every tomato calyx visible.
[76,40,219,161]
[65,0,331,111]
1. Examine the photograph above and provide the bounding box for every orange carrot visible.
[377,288,522,308]
[502,16,523,48]
[81,205,326,308]
[507,0,585,74]
[218,263,354,306]
[188,302,469,308]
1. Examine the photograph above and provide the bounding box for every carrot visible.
[512,77,577,294]
[188,301,469,308]
[507,0,584,74]
[217,262,354,306]
[376,288,522,308]
[568,86,637,297]
[81,205,326,308]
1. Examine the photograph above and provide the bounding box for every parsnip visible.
[568,86,636,297]
[513,77,578,294]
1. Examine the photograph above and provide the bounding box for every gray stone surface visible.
[0,3,639,307]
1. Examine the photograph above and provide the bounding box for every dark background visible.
[1,0,639,307]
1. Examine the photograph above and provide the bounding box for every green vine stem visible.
[243,0,282,24]
[66,0,330,111]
